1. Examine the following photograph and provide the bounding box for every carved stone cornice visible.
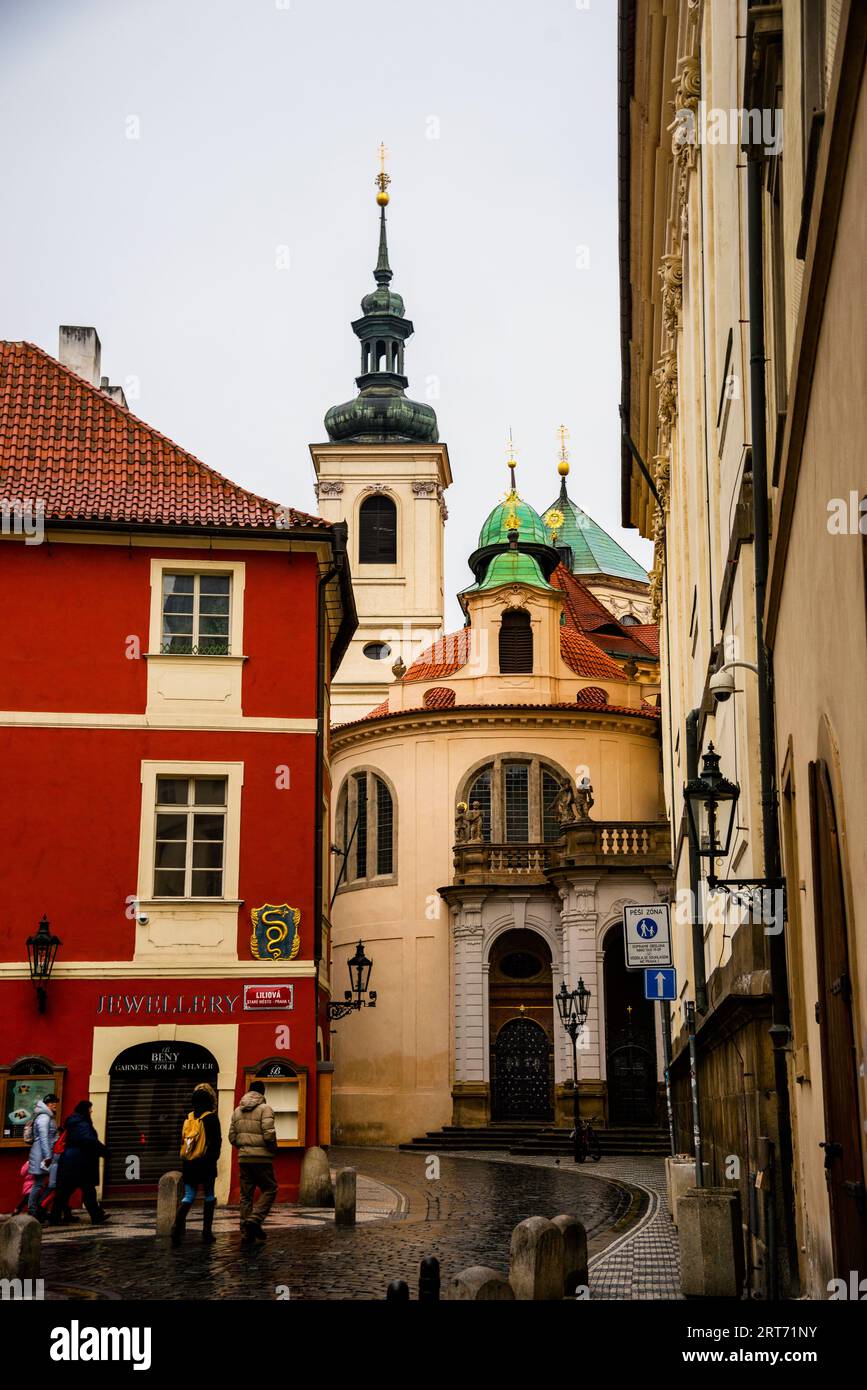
[412,481,438,498]
[654,349,679,442]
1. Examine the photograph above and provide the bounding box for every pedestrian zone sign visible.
[644,967,677,1001]
[623,903,672,969]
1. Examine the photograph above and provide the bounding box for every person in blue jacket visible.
[26,1094,59,1219]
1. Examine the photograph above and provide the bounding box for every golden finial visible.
[376,142,391,206]
[505,428,518,491]
[557,423,570,478]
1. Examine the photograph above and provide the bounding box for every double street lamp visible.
[556,978,591,1163]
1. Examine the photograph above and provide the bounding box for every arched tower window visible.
[499,608,533,674]
[457,758,570,844]
[359,494,397,564]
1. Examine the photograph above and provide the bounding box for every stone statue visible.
[455,801,469,844]
[465,801,484,843]
[556,779,594,825]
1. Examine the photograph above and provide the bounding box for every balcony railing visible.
[452,821,671,885]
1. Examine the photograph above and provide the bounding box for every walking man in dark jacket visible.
[228,1081,278,1245]
[50,1100,108,1225]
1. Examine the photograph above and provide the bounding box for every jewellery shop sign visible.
[96,984,295,1016]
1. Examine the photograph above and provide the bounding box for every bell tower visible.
[311,147,451,723]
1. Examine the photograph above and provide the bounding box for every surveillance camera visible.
[136,911,150,926]
[709,668,736,703]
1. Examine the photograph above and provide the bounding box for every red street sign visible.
[243,984,294,1011]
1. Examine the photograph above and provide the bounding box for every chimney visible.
[100,375,128,410]
[58,326,101,386]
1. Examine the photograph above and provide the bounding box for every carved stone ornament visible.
[659,253,683,339]
[412,481,438,498]
[654,350,679,442]
[669,55,702,226]
[314,480,344,499]
[653,451,671,514]
[361,483,394,496]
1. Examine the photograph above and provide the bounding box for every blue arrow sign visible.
[644,967,676,1001]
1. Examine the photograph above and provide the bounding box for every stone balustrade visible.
[452,821,670,885]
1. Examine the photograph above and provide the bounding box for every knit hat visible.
[249,1080,266,1095]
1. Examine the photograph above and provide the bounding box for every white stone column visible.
[451,896,487,1083]
[556,878,602,1083]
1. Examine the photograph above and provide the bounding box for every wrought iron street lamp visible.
[684,744,785,908]
[556,978,591,1162]
[328,940,377,1021]
[26,914,62,1014]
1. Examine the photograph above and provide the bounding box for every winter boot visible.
[202,1198,217,1244]
[171,1200,192,1246]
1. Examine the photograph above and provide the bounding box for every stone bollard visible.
[678,1187,745,1298]
[668,1159,711,1226]
[446,1266,515,1301]
[298,1146,334,1207]
[0,1214,41,1280]
[334,1167,356,1227]
[418,1255,440,1302]
[386,1279,410,1301]
[156,1171,183,1237]
[508,1216,565,1301]
[552,1214,588,1295]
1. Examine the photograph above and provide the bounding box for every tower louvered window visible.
[359,494,397,564]
[499,609,533,673]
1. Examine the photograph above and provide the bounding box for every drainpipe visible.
[685,710,708,1015]
[745,144,797,1294]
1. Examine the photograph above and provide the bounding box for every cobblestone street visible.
[37,1148,672,1301]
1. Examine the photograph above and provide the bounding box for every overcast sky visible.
[1,0,651,628]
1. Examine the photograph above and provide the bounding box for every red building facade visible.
[0,333,355,1208]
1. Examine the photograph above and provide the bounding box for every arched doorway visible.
[104,1041,218,1191]
[489,929,553,1121]
[603,925,658,1124]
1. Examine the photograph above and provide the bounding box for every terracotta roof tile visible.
[550,563,658,659]
[0,341,328,531]
[404,630,471,680]
[629,623,660,655]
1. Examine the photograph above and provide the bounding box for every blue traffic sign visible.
[644,967,677,1001]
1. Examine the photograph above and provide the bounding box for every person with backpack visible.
[228,1080,278,1245]
[171,1084,222,1245]
[25,1093,59,1220]
[49,1100,109,1226]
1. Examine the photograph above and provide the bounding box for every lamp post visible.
[556,978,591,1163]
[25,914,62,1014]
[683,743,785,906]
[328,940,377,1021]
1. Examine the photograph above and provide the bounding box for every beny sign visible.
[623,904,672,969]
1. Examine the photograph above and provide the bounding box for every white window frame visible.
[137,761,244,905]
[160,572,232,656]
[148,558,245,658]
[153,774,228,900]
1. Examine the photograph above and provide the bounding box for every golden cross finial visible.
[506,428,518,490]
[376,142,391,205]
[557,423,570,478]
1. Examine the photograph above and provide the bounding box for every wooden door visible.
[809,760,867,1279]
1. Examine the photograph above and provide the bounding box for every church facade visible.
[317,176,672,1145]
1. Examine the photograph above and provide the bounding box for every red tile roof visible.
[629,623,660,655]
[559,627,624,680]
[551,564,658,659]
[404,629,471,680]
[334,699,661,730]
[0,341,328,531]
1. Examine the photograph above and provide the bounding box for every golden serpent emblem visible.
[250,904,301,961]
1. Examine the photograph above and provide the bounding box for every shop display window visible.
[1,1057,64,1148]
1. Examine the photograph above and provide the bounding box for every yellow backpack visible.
[180,1111,208,1161]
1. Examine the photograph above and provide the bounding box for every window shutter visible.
[359,495,397,564]
[499,609,533,673]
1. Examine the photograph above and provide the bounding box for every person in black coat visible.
[49,1100,109,1225]
[172,1086,222,1244]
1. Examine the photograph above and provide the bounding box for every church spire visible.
[556,423,570,501]
[323,146,438,444]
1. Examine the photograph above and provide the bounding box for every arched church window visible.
[458,757,573,845]
[620,613,639,626]
[335,770,397,889]
[359,494,397,564]
[499,608,533,674]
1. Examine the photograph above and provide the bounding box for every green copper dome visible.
[463,549,554,595]
[479,491,550,547]
[543,485,648,582]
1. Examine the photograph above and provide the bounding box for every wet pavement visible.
[39,1147,637,1301]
